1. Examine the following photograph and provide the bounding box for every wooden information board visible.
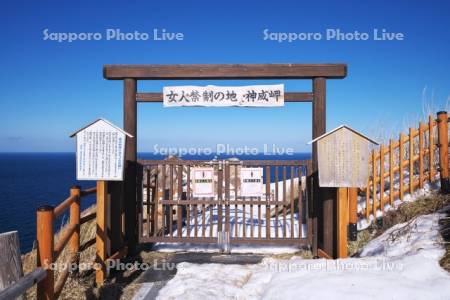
[71,119,131,181]
[315,126,373,188]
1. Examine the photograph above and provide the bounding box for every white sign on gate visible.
[70,119,132,181]
[192,167,214,197]
[163,84,284,107]
[241,167,263,197]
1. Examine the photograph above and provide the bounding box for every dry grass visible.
[348,230,374,257]
[380,193,450,231]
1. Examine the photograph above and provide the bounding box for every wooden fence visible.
[359,111,449,221]
[36,185,97,300]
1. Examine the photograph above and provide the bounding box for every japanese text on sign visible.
[163,84,284,107]
[241,167,263,197]
[192,167,214,197]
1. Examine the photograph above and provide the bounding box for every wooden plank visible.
[337,188,348,258]
[389,139,394,205]
[429,115,435,181]
[379,145,385,211]
[96,181,108,286]
[137,92,313,102]
[104,64,347,80]
[419,123,425,188]
[177,165,182,238]
[282,166,287,238]
[365,176,370,218]
[36,205,54,300]
[224,164,230,235]
[53,194,77,218]
[265,166,271,239]
[317,248,333,259]
[290,167,295,238]
[0,268,46,300]
[409,128,414,193]
[201,204,206,238]
[275,167,279,238]
[372,150,377,215]
[53,224,77,261]
[437,111,450,192]
[298,167,303,240]
[146,168,151,237]
[234,165,238,238]
[399,133,405,200]
[169,165,173,238]
[0,231,25,300]
[217,164,223,233]
[54,253,76,299]
[348,188,358,241]
[153,169,159,237]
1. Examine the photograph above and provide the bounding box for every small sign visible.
[241,167,263,197]
[308,125,378,188]
[70,119,132,181]
[163,84,284,107]
[192,167,214,197]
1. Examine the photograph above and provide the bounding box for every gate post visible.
[437,111,449,193]
[312,77,337,258]
[124,78,138,254]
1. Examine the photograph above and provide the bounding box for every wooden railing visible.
[36,185,96,300]
[360,111,449,220]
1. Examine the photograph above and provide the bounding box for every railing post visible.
[36,205,54,300]
[70,186,81,268]
[437,111,449,193]
[429,115,435,181]
[409,127,414,193]
[399,133,405,200]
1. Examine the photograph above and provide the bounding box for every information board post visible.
[309,125,377,258]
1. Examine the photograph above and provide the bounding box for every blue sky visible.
[0,0,449,152]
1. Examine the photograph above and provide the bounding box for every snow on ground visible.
[156,212,450,300]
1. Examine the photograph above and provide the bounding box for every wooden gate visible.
[104,63,348,257]
[138,158,313,248]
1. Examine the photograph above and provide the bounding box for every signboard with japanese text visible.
[240,167,263,197]
[71,119,131,181]
[192,167,214,197]
[316,127,372,188]
[163,84,284,107]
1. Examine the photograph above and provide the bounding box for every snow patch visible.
[157,212,450,300]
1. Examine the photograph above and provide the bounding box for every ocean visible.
[0,152,311,253]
